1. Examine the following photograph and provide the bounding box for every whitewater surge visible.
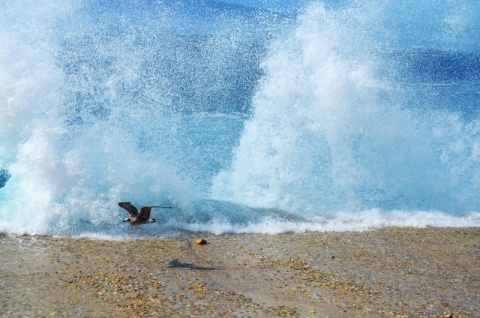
[212,1,480,214]
[1,0,479,236]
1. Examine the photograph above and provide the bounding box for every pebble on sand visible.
[195,238,207,245]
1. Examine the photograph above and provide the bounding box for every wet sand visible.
[1,227,478,317]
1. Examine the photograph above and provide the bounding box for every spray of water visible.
[212,1,480,215]
[1,0,479,236]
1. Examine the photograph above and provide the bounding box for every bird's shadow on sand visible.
[168,259,217,271]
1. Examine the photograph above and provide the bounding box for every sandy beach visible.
[1,227,478,317]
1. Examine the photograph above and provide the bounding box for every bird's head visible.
[123,217,132,223]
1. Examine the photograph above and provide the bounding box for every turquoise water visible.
[1,0,479,236]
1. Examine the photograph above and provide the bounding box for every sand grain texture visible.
[0,227,478,317]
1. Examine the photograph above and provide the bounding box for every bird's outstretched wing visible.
[118,202,139,217]
[138,206,153,221]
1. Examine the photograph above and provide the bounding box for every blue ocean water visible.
[1,0,479,237]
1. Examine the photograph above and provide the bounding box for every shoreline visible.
[1,227,478,317]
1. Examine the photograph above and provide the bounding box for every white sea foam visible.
[211,1,480,215]
[1,0,479,236]
[46,209,480,240]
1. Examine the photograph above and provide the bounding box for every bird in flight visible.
[118,202,159,226]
